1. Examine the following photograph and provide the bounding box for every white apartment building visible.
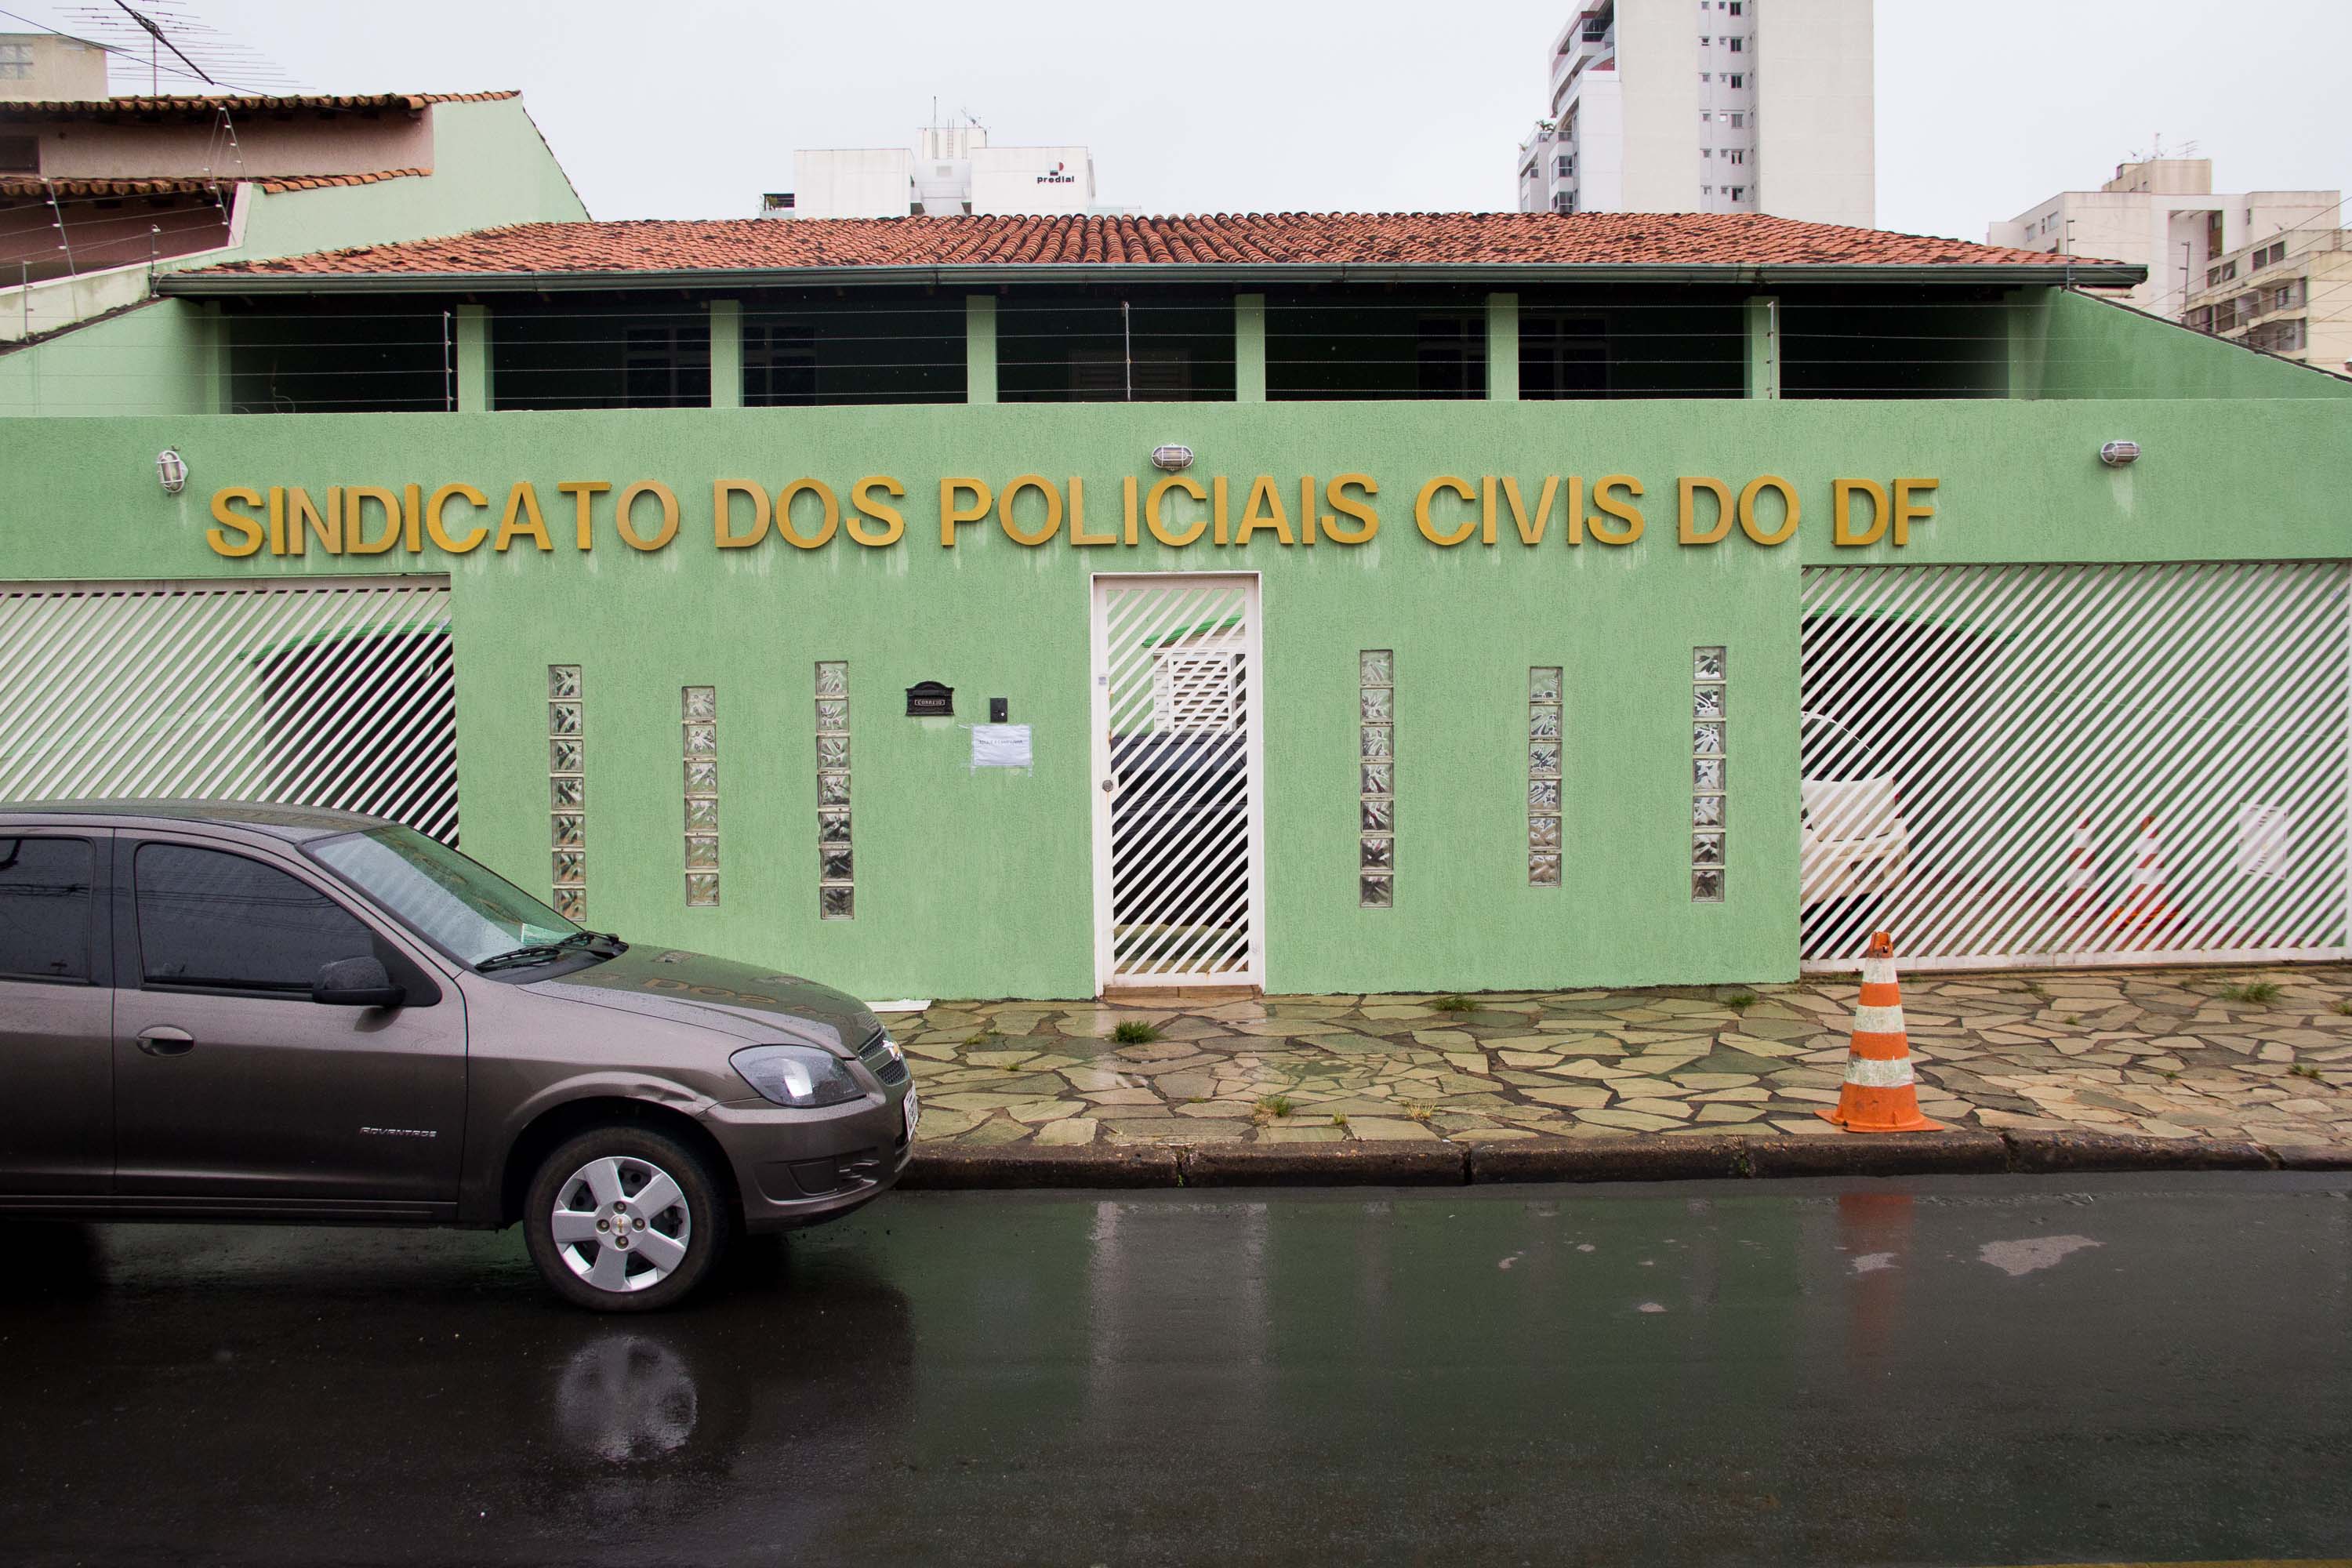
[2183,225,2352,377]
[761,121,1098,220]
[1987,160,2340,318]
[1514,0,1874,227]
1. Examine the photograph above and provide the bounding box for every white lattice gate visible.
[1090,574,1264,990]
[0,577,459,843]
[1798,561,2350,972]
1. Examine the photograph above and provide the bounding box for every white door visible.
[1090,574,1265,991]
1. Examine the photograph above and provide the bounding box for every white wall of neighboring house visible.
[789,147,914,220]
[1577,73,1627,212]
[1613,1,1700,212]
[970,145,1092,215]
[1754,0,1873,227]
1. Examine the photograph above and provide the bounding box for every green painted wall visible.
[0,297,216,417]
[0,392,2343,1000]
[2035,289,2352,401]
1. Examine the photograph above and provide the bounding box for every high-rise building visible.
[2183,225,2352,377]
[1987,159,2340,319]
[1514,0,1874,227]
[760,118,1102,220]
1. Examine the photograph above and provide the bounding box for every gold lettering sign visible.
[201,474,1936,558]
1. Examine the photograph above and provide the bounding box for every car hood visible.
[524,945,880,1053]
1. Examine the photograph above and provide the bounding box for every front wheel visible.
[524,1125,731,1312]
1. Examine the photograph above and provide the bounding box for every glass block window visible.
[1692,646,1726,901]
[1359,650,1392,908]
[548,665,585,920]
[683,686,719,906]
[1529,666,1563,885]
[816,661,853,919]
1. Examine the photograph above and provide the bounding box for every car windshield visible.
[309,826,579,967]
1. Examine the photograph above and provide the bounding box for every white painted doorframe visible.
[1088,572,1266,993]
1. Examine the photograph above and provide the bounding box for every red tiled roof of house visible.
[0,91,517,120]
[187,211,2099,278]
[0,169,427,200]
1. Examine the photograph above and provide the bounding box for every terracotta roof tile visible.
[0,91,517,121]
[0,174,228,199]
[189,212,2099,279]
[0,169,428,200]
[255,168,431,194]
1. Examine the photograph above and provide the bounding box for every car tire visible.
[523,1124,731,1312]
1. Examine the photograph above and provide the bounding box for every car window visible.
[135,843,377,993]
[0,837,95,982]
[308,824,576,967]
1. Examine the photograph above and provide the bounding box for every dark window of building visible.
[492,299,710,411]
[1780,289,2009,398]
[1521,315,1610,398]
[0,837,94,982]
[1416,315,1484,397]
[995,287,1236,403]
[741,289,964,406]
[222,299,451,414]
[1265,288,1497,401]
[135,844,376,993]
[0,134,36,172]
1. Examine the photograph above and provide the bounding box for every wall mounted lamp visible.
[156,448,189,495]
[1151,444,1194,473]
[2099,441,2140,467]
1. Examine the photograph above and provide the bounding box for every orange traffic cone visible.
[1817,931,1943,1134]
[2107,815,2179,927]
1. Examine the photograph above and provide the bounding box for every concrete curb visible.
[901,1129,2337,1189]
[1471,1135,1747,1184]
[1998,1130,2276,1174]
[1181,1141,1468,1186]
[900,1143,1180,1189]
[1747,1129,2009,1178]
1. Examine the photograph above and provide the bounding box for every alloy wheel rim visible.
[550,1155,693,1293]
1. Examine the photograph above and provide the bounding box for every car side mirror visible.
[313,955,406,1009]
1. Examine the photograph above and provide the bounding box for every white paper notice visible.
[971,724,1033,770]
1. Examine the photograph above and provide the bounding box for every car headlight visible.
[731,1044,866,1108]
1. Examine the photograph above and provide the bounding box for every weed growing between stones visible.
[1255,1094,1294,1120]
[963,1030,994,1047]
[1722,992,1757,1013]
[2216,980,2281,1005]
[1330,1113,1350,1130]
[1112,1020,1163,1044]
[1430,995,1476,1014]
[2329,1000,2351,1018]
[2291,1063,2321,1080]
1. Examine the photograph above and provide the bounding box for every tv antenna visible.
[2128,132,2202,164]
[57,0,296,94]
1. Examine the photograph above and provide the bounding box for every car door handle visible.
[135,1025,195,1057]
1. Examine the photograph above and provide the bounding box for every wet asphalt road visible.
[2,1174,2347,1568]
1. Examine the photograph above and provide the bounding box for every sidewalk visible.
[894,964,2352,1182]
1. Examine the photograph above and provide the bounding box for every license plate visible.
[902,1084,920,1138]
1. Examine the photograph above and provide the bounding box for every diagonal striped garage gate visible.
[0,577,459,843]
[1798,561,2350,973]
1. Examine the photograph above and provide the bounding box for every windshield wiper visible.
[478,929,626,973]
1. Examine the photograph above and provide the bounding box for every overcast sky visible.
[16,0,2349,241]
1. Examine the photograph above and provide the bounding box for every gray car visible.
[0,801,916,1311]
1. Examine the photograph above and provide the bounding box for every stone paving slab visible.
[897,965,2352,1161]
